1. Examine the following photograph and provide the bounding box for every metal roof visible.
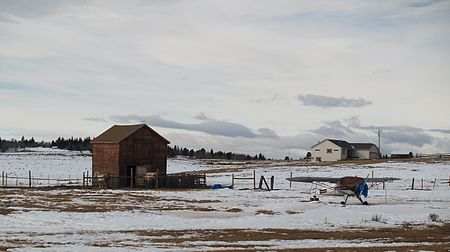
[328,139,354,149]
[91,124,170,144]
[312,139,378,150]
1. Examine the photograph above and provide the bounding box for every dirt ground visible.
[1,224,449,251]
[140,224,450,251]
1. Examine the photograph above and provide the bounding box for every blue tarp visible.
[211,184,233,189]
[354,183,369,197]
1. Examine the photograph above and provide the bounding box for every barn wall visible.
[118,127,168,178]
[92,143,120,176]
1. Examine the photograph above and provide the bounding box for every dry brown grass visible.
[1,224,448,250]
[0,188,221,213]
[137,224,450,251]
[255,209,275,215]
[226,207,242,212]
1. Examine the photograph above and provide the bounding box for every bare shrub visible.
[372,213,383,222]
[429,213,440,222]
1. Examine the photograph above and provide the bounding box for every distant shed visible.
[91,124,170,188]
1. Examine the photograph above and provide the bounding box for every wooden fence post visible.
[270,176,274,190]
[5,173,7,186]
[290,171,292,188]
[83,172,85,188]
[253,170,256,189]
[421,178,423,190]
[130,167,134,189]
[2,171,4,186]
[231,174,234,188]
[29,170,32,188]
[411,178,415,190]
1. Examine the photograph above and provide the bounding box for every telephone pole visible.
[378,129,381,158]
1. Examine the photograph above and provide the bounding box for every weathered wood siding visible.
[119,127,168,178]
[92,143,120,176]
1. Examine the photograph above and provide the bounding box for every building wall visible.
[92,143,120,176]
[118,127,168,179]
[311,140,346,162]
[352,146,379,159]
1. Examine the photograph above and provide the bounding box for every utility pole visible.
[378,129,381,158]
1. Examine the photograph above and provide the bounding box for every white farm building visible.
[311,139,379,162]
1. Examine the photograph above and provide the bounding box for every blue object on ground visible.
[211,184,224,189]
[211,184,233,189]
[354,183,369,197]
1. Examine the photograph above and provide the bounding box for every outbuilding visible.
[91,124,170,188]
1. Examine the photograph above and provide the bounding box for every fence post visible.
[83,172,85,188]
[2,171,4,186]
[421,178,423,190]
[5,173,7,186]
[411,178,415,190]
[290,171,292,188]
[29,170,32,188]
[371,170,374,187]
[270,176,274,190]
[231,174,234,188]
[130,167,134,189]
[433,178,436,190]
[253,170,256,189]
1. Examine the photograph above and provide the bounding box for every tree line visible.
[0,136,92,152]
[0,137,268,160]
[168,145,267,160]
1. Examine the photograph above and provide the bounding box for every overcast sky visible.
[1,0,449,158]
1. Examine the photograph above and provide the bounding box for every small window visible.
[334,149,339,151]
[315,149,320,151]
[326,149,332,153]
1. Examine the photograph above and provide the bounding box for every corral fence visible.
[1,170,85,188]
[88,173,207,189]
[0,170,207,190]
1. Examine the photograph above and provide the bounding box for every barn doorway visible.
[126,165,136,187]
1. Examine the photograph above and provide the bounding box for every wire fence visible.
[0,170,207,189]
[1,170,88,188]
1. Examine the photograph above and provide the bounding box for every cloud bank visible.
[101,114,279,139]
[297,94,372,108]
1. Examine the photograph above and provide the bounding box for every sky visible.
[1,0,449,158]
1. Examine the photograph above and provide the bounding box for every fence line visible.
[1,170,207,189]
[1,170,85,188]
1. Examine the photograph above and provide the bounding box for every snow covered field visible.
[0,149,449,251]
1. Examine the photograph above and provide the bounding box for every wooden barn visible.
[91,124,170,188]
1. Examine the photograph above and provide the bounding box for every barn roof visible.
[91,124,170,144]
